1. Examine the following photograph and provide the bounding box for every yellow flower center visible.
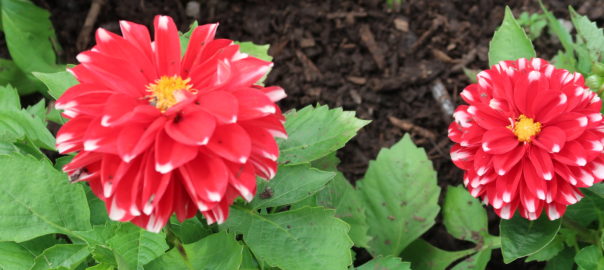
[146,75,194,112]
[511,114,542,142]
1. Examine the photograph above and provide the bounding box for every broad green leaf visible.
[83,185,110,226]
[251,164,335,209]
[87,264,115,270]
[451,249,491,270]
[488,6,536,66]
[526,236,564,262]
[146,231,243,270]
[19,234,62,256]
[357,134,440,256]
[500,214,561,263]
[443,185,488,243]
[545,248,575,270]
[575,245,604,270]
[401,239,475,270]
[565,188,604,226]
[0,59,44,95]
[33,70,78,100]
[27,99,47,123]
[179,21,199,54]
[239,246,260,270]
[0,242,36,270]
[1,0,61,74]
[570,6,604,63]
[539,1,574,54]
[168,216,212,244]
[0,154,91,242]
[0,84,19,109]
[0,108,55,150]
[356,256,411,270]
[225,206,353,270]
[30,244,90,270]
[278,105,369,165]
[237,41,272,62]
[107,224,169,270]
[315,173,370,248]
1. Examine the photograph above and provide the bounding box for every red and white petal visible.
[154,130,198,173]
[233,88,278,121]
[261,86,287,102]
[553,141,588,167]
[197,90,238,124]
[153,15,181,76]
[550,112,589,141]
[165,109,216,145]
[492,145,526,176]
[528,147,554,180]
[481,127,519,155]
[533,126,566,153]
[206,124,252,164]
[180,152,229,203]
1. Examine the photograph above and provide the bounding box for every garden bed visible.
[27,0,604,268]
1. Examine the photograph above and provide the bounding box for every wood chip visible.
[430,79,454,120]
[393,17,408,32]
[431,48,457,63]
[299,37,316,48]
[359,24,385,70]
[389,116,436,140]
[347,76,367,85]
[350,89,362,104]
[295,50,322,82]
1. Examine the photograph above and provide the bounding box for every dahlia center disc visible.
[512,114,541,142]
[146,75,194,111]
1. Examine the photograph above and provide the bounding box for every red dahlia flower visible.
[449,58,604,220]
[55,15,287,232]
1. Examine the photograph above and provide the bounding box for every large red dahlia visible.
[449,58,604,220]
[55,15,287,232]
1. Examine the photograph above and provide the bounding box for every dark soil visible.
[32,0,604,268]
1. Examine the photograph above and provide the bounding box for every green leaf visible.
[0,59,45,95]
[451,249,491,270]
[146,231,243,270]
[356,256,411,270]
[400,239,475,270]
[0,84,19,109]
[278,105,369,165]
[575,245,604,270]
[236,41,272,62]
[545,248,575,270]
[33,70,79,100]
[570,6,604,63]
[488,6,536,66]
[30,244,90,270]
[525,236,564,262]
[1,0,61,74]
[250,164,335,209]
[0,108,56,150]
[179,21,198,54]
[565,188,604,226]
[86,264,115,270]
[107,223,169,270]
[500,214,561,263]
[443,185,488,243]
[27,99,47,123]
[0,242,36,270]
[224,206,353,270]
[239,246,259,270]
[0,154,91,242]
[315,173,370,248]
[357,134,440,256]
[168,216,212,244]
[539,1,574,54]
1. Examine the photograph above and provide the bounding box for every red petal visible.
[154,130,198,173]
[467,104,508,130]
[153,15,181,76]
[56,117,92,153]
[180,152,230,203]
[450,144,474,171]
[533,126,566,153]
[492,145,526,176]
[94,28,157,81]
[533,91,568,124]
[481,127,518,154]
[206,124,251,164]
[522,159,547,201]
[140,154,172,215]
[233,88,277,121]
[550,112,588,141]
[197,90,239,124]
[224,57,272,88]
[226,162,257,202]
[261,86,287,102]
[119,20,154,62]
[243,125,280,162]
[553,141,588,166]
[128,117,166,159]
[165,108,216,146]
[528,147,554,180]
[181,23,219,78]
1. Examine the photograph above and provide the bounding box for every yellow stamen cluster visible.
[146,75,194,112]
[511,114,542,142]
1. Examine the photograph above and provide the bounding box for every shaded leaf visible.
[526,236,564,262]
[0,154,91,242]
[451,249,491,270]
[278,105,369,165]
[545,248,576,270]
[443,185,488,243]
[488,6,536,66]
[357,134,440,256]
[251,164,335,209]
[107,224,169,270]
[0,84,19,109]
[400,239,475,270]
[575,245,604,270]
[570,6,604,63]
[356,256,411,270]
[146,231,243,270]
[500,214,561,263]
[33,70,78,100]
[30,244,90,270]
[0,242,36,270]
[224,206,353,270]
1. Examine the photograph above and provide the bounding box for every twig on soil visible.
[431,79,455,121]
[359,24,385,70]
[431,48,458,64]
[76,0,105,51]
[295,50,322,82]
[409,15,445,54]
[388,116,436,141]
[451,48,477,72]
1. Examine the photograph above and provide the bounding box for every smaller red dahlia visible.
[449,58,604,220]
[55,15,286,232]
